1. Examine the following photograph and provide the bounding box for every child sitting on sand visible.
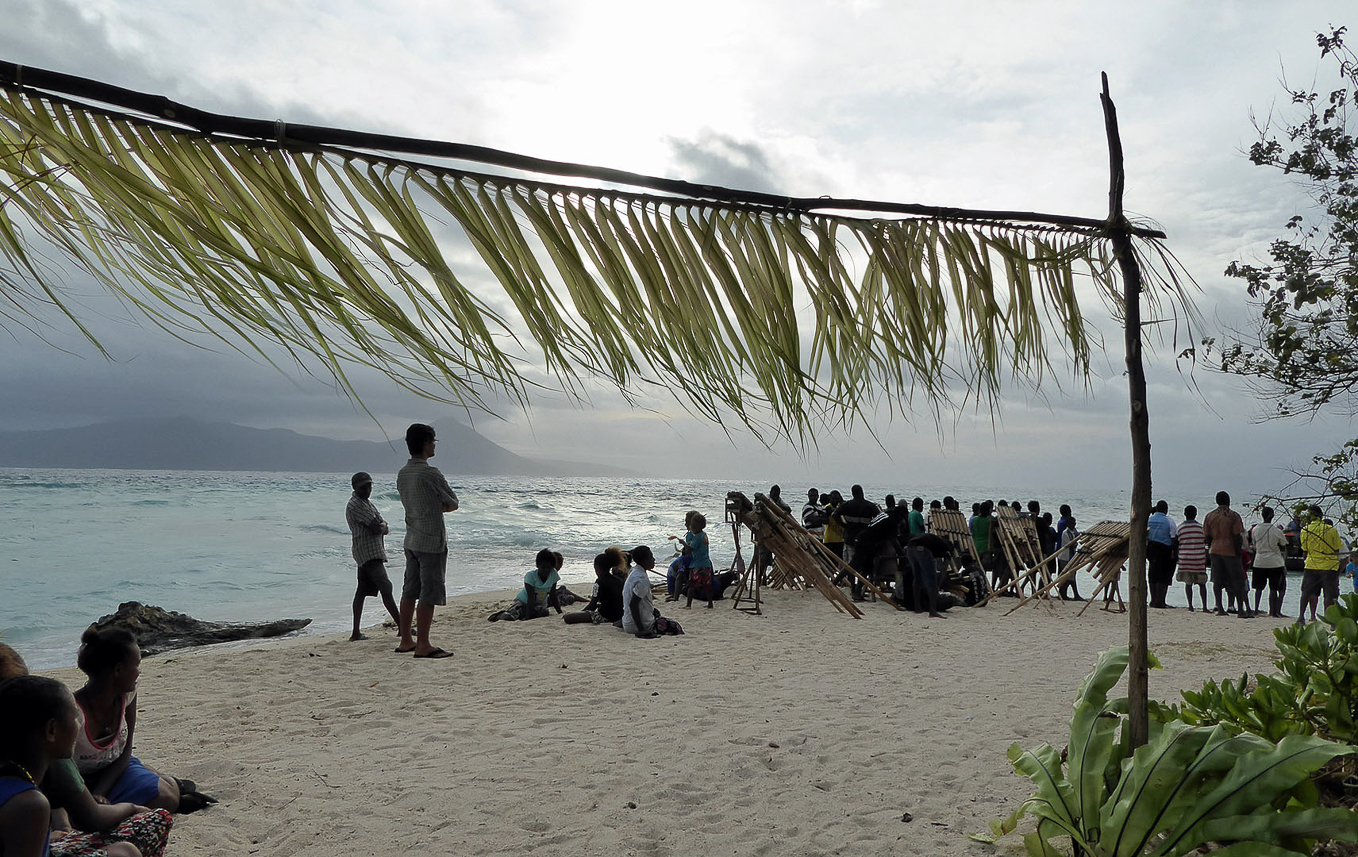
[73,628,184,812]
[684,513,715,609]
[489,549,564,622]
[622,546,684,637]
[0,675,82,857]
[565,548,629,626]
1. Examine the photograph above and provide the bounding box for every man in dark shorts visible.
[1203,491,1252,618]
[1248,506,1288,618]
[346,471,401,641]
[396,423,459,658]
[1299,504,1344,623]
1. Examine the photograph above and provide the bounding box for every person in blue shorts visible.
[72,628,181,811]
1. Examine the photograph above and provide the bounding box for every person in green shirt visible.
[907,497,926,537]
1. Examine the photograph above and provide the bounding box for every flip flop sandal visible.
[413,648,454,659]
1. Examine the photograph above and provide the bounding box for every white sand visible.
[45,591,1288,856]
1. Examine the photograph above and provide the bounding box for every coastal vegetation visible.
[1217,26,1358,528]
[981,646,1358,857]
[1157,594,1358,747]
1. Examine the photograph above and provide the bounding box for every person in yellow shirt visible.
[821,491,845,559]
[1298,505,1344,623]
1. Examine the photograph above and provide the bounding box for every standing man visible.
[801,488,826,540]
[1299,504,1344,623]
[396,423,459,659]
[832,484,881,563]
[346,471,401,641]
[908,497,927,538]
[1203,491,1252,618]
[1146,500,1178,609]
[1248,506,1289,618]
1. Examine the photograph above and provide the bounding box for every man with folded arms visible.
[396,423,459,659]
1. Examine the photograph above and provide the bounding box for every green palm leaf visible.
[0,71,1195,439]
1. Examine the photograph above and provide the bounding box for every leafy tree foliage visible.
[1219,27,1358,523]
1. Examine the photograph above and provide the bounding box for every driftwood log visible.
[88,601,312,655]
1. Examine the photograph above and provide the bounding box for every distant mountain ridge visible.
[0,416,634,477]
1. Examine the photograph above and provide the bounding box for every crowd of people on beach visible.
[344,427,1358,654]
[787,485,1355,623]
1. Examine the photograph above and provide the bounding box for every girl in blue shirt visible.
[685,513,714,609]
[489,549,562,621]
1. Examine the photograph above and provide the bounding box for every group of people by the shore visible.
[346,429,1358,659]
[346,423,697,648]
[1145,492,1351,622]
[0,629,216,857]
[781,484,1358,622]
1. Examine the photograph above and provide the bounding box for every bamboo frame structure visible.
[926,509,979,571]
[994,505,1052,594]
[725,492,762,615]
[999,521,1131,615]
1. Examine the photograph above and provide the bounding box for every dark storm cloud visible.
[666,131,784,194]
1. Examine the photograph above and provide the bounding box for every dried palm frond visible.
[0,63,1192,442]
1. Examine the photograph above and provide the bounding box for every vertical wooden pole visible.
[1101,72,1151,749]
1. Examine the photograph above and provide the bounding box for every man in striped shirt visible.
[396,423,459,659]
[1176,505,1208,612]
[346,471,401,641]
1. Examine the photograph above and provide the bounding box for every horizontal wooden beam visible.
[0,60,1167,239]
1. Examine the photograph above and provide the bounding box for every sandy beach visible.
[43,589,1291,857]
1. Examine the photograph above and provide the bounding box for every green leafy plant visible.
[977,647,1358,856]
[1160,594,1358,745]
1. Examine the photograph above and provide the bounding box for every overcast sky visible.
[1,1,1353,497]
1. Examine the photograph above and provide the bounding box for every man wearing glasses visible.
[395,423,459,658]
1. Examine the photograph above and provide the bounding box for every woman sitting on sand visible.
[72,628,181,812]
[489,549,565,622]
[0,643,175,857]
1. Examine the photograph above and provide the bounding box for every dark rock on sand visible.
[89,601,311,654]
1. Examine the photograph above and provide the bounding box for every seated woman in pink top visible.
[72,629,180,812]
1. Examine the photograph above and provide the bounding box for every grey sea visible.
[0,467,1278,669]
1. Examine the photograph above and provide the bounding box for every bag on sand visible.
[654,615,684,635]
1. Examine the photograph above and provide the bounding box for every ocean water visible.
[0,467,1246,669]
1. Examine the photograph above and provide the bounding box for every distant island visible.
[0,416,636,477]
